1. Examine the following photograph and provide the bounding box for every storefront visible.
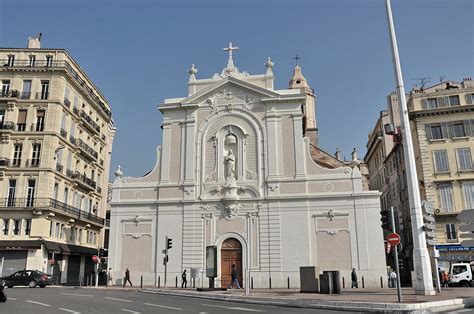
[435,244,474,271]
[0,240,42,277]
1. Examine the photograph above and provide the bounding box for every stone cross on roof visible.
[223,42,239,73]
[293,54,301,66]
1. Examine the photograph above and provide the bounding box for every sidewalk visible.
[139,287,474,313]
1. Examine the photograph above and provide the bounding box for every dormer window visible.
[46,55,53,67]
[448,95,460,106]
[28,55,36,67]
[6,55,15,66]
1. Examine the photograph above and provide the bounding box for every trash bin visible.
[319,272,333,294]
[300,266,318,293]
[323,270,341,294]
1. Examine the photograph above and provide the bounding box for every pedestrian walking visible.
[123,268,133,287]
[351,268,358,288]
[181,269,187,288]
[389,270,397,288]
[227,264,241,289]
[442,270,449,287]
[107,268,114,287]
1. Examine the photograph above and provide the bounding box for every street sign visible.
[92,255,99,263]
[387,233,401,246]
[48,259,55,265]
[422,201,434,215]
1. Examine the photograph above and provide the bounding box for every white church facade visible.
[109,44,387,288]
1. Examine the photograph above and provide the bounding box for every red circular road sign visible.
[92,255,99,263]
[387,233,401,246]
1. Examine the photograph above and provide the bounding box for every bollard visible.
[362,276,365,288]
[251,277,254,289]
[287,277,290,289]
[343,277,345,289]
[380,276,383,288]
[193,278,195,288]
[140,275,143,288]
[269,277,272,289]
[158,276,161,288]
[175,276,178,288]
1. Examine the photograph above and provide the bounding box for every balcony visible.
[56,163,64,173]
[69,135,77,145]
[63,98,71,109]
[71,171,97,191]
[26,159,40,167]
[77,139,98,160]
[0,122,14,132]
[0,158,9,167]
[60,128,67,139]
[0,90,20,98]
[79,110,100,134]
[0,197,104,226]
[0,59,111,118]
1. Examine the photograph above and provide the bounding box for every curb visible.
[139,288,474,313]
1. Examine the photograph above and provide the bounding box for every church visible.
[108,44,386,288]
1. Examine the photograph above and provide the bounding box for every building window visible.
[462,182,474,210]
[452,122,466,138]
[427,98,438,109]
[7,179,16,206]
[430,125,444,140]
[17,109,27,131]
[70,227,74,241]
[438,183,454,212]
[35,110,45,131]
[445,223,457,240]
[6,55,15,66]
[457,148,473,172]
[21,80,32,99]
[24,219,31,236]
[1,80,10,97]
[26,179,36,207]
[0,109,5,128]
[78,229,82,243]
[40,80,49,100]
[31,144,41,167]
[28,55,36,67]
[433,150,449,173]
[46,56,53,67]
[55,222,60,238]
[449,95,460,106]
[64,187,69,204]
[49,221,53,237]
[2,219,9,235]
[13,219,21,235]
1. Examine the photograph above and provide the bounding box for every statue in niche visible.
[225,149,236,180]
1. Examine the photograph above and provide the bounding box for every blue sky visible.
[1,0,472,179]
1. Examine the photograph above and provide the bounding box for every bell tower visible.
[289,60,318,146]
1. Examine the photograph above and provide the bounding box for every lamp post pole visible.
[385,0,435,295]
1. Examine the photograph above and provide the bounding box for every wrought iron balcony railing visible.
[60,128,67,138]
[56,163,64,172]
[78,139,98,160]
[0,59,111,118]
[0,122,14,131]
[63,98,71,108]
[79,110,100,134]
[0,158,9,167]
[0,197,104,225]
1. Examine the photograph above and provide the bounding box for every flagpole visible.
[384,0,435,295]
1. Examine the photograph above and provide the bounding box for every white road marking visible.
[8,297,16,300]
[59,308,81,314]
[121,309,141,314]
[201,304,263,312]
[144,302,182,310]
[105,296,133,303]
[454,310,472,313]
[27,300,51,307]
[61,293,94,297]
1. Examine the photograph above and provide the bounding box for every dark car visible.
[2,270,52,288]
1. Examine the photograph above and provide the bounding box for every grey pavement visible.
[0,286,347,314]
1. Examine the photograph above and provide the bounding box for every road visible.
[0,287,351,314]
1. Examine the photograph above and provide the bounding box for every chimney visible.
[27,33,41,49]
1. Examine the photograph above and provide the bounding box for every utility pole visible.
[390,207,402,302]
[385,0,435,295]
[164,236,168,288]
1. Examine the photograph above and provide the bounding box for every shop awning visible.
[43,241,97,255]
[0,240,42,250]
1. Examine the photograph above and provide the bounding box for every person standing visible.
[107,268,114,287]
[442,270,449,287]
[181,269,188,288]
[351,268,358,288]
[123,268,133,287]
[228,264,241,289]
[389,270,397,288]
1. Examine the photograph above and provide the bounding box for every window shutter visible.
[441,122,449,139]
[465,93,473,105]
[425,124,432,140]
[463,120,471,137]
[17,110,27,123]
[421,98,427,109]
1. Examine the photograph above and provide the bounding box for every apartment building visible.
[365,78,474,282]
[0,35,115,285]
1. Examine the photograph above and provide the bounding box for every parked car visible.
[2,270,52,288]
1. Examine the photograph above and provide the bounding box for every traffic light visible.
[457,209,474,247]
[98,248,107,258]
[422,201,437,245]
[166,238,173,250]
[394,210,404,232]
[380,210,392,231]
